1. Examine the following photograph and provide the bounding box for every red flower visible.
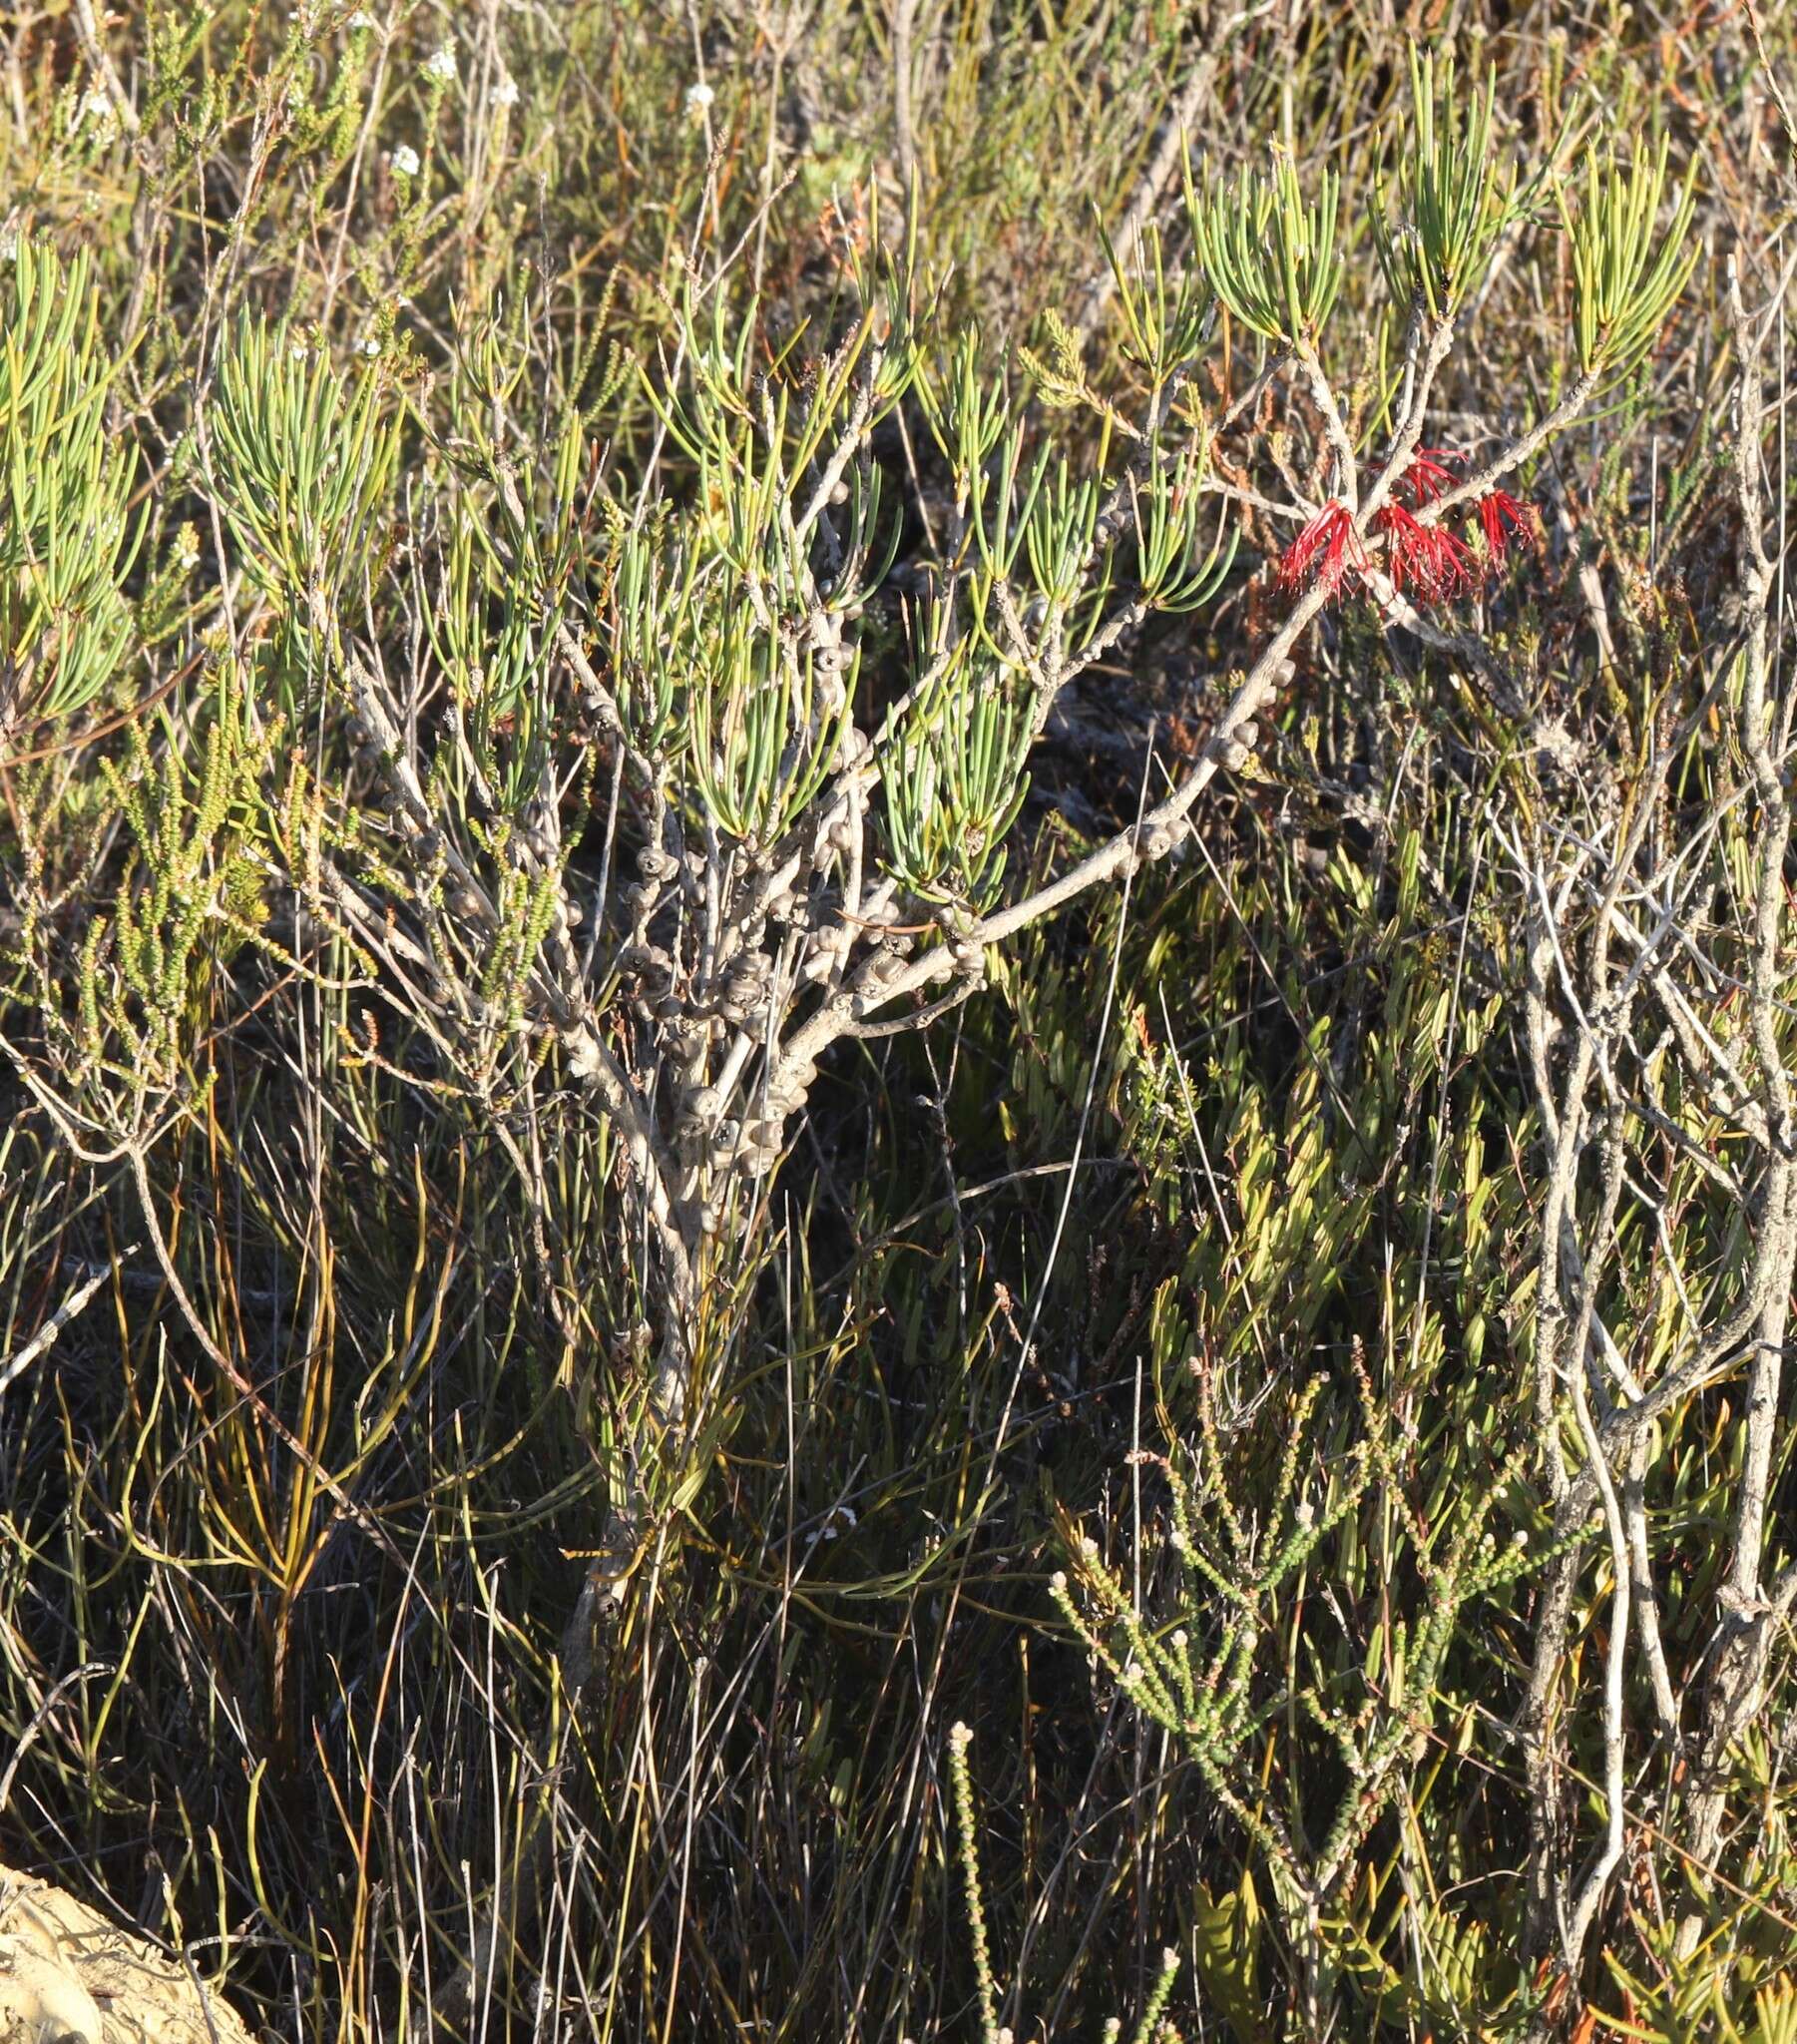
[1374,500,1477,602]
[1278,500,1368,598]
[1398,447,1465,506]
[1475,489,1535,570]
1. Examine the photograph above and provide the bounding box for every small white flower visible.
[0,227,18,264]
[389,143,420,178]
[78,86,117,129]
[175,526,201,569]
[289,338,309,361]
[345,8,376,28]
[493,73,519,108]
[683,80,714,119]
[361,335,382,356]
[1295,1499,1315,1527]
[422,41,457,86]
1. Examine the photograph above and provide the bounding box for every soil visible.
[0,1865,254,2044]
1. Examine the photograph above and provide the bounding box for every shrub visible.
[1,4,1794,2041]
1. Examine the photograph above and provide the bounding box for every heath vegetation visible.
[2,3,1796,2041]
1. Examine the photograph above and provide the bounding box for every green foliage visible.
[1187,150,1342,349]
[1598,1915,1797,2043]
[210,314,399,618]
[884,642,1034,908]
[0,240,141,732]
[1049,1369,1546,1925]
[1373,52,1518,320]
[1128,439,1238,611]
[1101,222,1213,390]
[62,682,269,1105]
[688,609,858,846]
[1562,136,1699,374]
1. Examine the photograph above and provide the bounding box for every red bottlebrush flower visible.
[1374,500,1477,602]
[1398,447,1466,506]
[1278,500,1367,598]
[1475,488,1535,570]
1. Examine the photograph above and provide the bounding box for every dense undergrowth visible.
[3,2,1797,2040]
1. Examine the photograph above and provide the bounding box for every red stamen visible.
[1374,500,1477,602]
[1399,447,1466,506]
[1278,500,1368,599]
[1475,489,1535,570]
